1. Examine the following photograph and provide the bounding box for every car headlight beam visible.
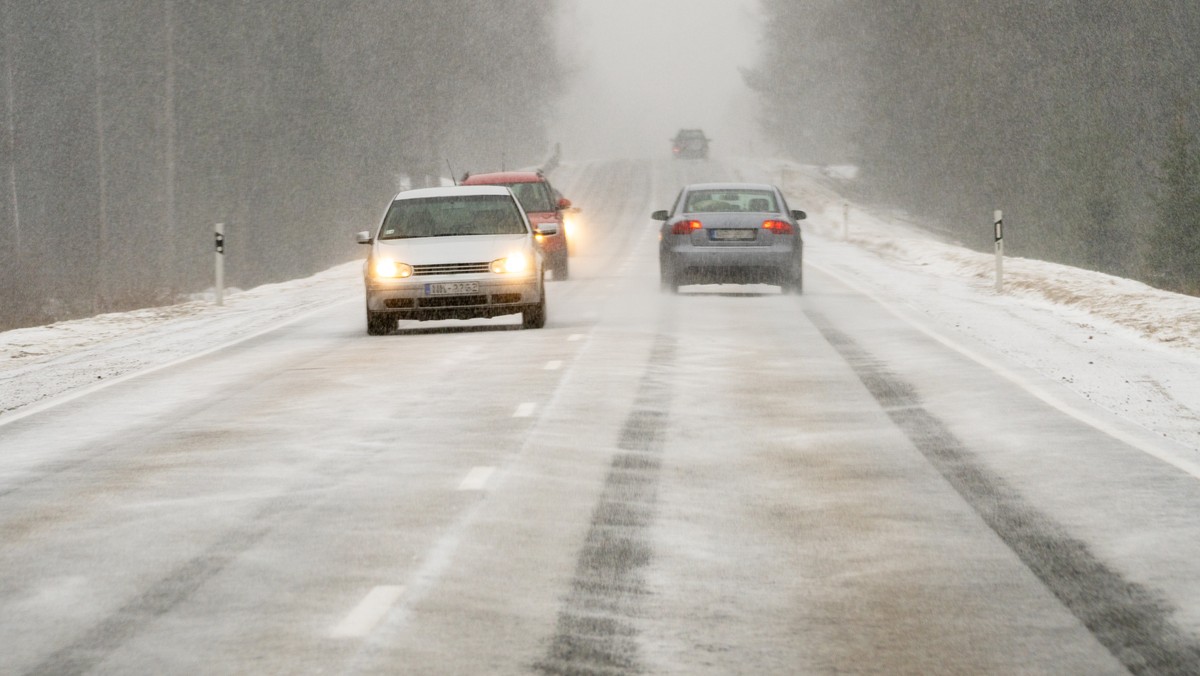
[373,257,413,278]
[491,253,529,274]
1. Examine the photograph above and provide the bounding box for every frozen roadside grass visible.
[0,261,362,418]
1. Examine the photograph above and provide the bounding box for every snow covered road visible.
[2,157,1200,673]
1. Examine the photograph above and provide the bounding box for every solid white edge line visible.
[0,295,360,428]
[809,259,1200,481]
[513,402,537,418]
[331,585,406,638]
[457,466,495,491]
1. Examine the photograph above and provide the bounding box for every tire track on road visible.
[810,310,1200,676]
[24,495,304,676]
[535,329,676,675]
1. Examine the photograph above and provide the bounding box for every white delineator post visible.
[843,201,850,240]
[214,222,225,306]
[993,210,1004,293]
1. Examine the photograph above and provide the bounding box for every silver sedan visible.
[652,182,806,293]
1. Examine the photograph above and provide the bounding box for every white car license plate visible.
[711,229,755,241]
[425,281,480,295]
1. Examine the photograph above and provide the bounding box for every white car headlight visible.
[491,253,529,274]
[373,257,413,278]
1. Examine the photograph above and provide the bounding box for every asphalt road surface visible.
[2,158,1198,674]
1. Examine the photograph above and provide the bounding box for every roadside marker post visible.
[215,222,225,306]
[993,210,1004,294]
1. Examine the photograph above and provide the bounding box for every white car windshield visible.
[378,195,526,239]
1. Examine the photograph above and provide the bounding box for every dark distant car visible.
[671,129,710,159]
[652,182,805,293]
[461,170,573,280]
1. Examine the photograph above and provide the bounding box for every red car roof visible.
[461,171,543,185]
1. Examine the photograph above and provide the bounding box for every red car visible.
[461,170,572,279]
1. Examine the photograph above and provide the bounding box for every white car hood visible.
[375,233,532,265]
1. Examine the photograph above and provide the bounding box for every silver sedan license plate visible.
[711,229,755,241]
[425,281,480,295]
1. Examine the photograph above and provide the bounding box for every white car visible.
[357,185,550,334]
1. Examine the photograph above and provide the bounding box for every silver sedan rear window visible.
[684,190,777,213]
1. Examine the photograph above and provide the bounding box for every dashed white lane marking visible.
[513,402,537,417]
[458,466,495,491]
[545,360,563,371]
[568,334,583,342]
[331,585,406,638]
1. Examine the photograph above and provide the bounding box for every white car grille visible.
[412,262,490,276]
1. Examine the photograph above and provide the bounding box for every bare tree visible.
[91,2,110,311]
[3,0,20,256]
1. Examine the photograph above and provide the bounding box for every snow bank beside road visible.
[781,162,1200,356]
[770,160,1200,455]
[0,262,362,419]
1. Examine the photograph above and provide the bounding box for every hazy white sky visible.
[552,0,764,161]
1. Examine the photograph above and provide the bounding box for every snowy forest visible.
[749,0,1200,294]
[0,1,561,330]
[4,2,1200,331]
